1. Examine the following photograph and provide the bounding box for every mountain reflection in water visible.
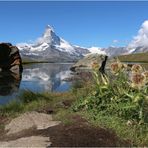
[0,63,73,105]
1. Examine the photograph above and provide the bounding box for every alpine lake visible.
[0,63,73,105]
[0,62,148,105]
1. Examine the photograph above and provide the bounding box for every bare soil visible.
[0,114,130,147]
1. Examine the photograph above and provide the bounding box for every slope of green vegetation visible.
[72,61,148,146]
[0,91,76,117]
[118,52,148,63]
[22,58,52,64]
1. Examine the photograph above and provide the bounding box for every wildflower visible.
[143,71,148,83]
[126,120,133,126]
[92,62,100,70]
[131,64,143,73]
[126,120,136,126]
[121,63,127,70]
[131,73,146,89]
[110,62,123,74]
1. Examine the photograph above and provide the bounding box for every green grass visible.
[0,101,24,117]
[71,60,148,146]
[22,60,54,64]
[54,108,75,125]
[0,80,91,127]
[118,52,148,63]
[0,90,78,135]
[0,90,76,118]
[79,111,148,146]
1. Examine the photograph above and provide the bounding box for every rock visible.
[99,55,108,74]
[70,54,108,73]
[0,71,21,96]
[0,43,22,96]
[5,111,60,135]
[0,136,51,147]
[0,43,23,74]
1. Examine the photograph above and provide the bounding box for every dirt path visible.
[35,115,129,147]
[0,112,129,147]
[0,136,51,147]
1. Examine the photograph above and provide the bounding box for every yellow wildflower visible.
[110,62,123,74]
[131,73,146,89]
[143,71,148,83]
[121,63,127,70]
[131,64,143,73]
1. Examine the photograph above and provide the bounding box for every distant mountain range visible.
[17,25,148,62]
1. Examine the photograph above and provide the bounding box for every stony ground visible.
[0,111,129,147]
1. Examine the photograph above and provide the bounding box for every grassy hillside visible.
[22,57,40,64]
[22,57,77,64]
[118,52,148,63]
[22,56,55,64]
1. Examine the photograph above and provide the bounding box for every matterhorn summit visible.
[38,25,60,45]
[17,25,89,62]
[43,25,54,38]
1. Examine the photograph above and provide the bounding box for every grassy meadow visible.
[118,52,148,63]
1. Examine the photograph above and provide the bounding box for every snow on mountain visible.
[17,25,88,62]
[17,24,132,61]
[128,46,148,54]
[73,45,90,55]
[75,45,129,57]
[84,46,128,57]
[17,42,50,52]
[88,47,106,55]
[55,38,77,55]
[102,46,129,57]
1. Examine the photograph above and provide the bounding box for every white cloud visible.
[112,39,119,43]
[128,20,148,48]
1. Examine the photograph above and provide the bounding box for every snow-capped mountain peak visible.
[43,25,56,39]
[36,25,60,45]
[45,25,54,32]
[17,24,139,63]
[42,25,54,39]
[17,25,89,62]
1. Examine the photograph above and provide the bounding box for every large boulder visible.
[70,54,108,73]
[0,71,21,96]
[0,43,23,74]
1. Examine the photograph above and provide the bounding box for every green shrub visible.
[72,61,148,124]
[19,90,51,104]
[0,101,24,116]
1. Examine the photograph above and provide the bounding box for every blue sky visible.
[0,1,148,47]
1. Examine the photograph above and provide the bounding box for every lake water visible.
[0,63,73,105]
[0,62,147,105]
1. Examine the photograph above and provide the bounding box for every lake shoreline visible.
[23,62,75,65]
[22,61,76,65]
[0,63,74,105]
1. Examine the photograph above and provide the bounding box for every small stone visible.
[0,136,51,147]
[5,111,60,135]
